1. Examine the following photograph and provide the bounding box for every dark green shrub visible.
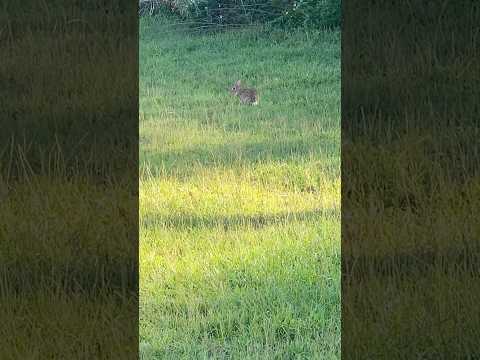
[278,0,341,29]
[188,0,283,27]
[139,0,341,29]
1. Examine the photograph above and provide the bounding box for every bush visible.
[279,0,342,29]
[139,0,341,29]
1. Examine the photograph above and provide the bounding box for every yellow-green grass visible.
[0,176,137,359]
[343,134,480,357]
[140,17,340,358]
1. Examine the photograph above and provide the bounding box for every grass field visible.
[139,17,341,359]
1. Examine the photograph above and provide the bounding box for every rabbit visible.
[229,80,258,105]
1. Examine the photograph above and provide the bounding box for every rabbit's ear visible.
[235,80,241,86]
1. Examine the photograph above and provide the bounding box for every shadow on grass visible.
[343,251,480,280]
[141,136,339,175]
[141,208,338,231]
[1,258,137,296]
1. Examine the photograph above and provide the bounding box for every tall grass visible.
[140,16,341,358]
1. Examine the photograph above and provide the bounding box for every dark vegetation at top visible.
[139,0,341,30]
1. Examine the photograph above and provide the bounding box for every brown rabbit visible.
[229,80,258,105]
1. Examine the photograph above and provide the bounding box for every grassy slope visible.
[139,18,341,359]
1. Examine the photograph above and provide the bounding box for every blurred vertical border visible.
[0,1,139,358]
[342,0,480,358]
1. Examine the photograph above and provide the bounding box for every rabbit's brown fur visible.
[229,80,258,105]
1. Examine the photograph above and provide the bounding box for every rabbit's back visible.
[238,88,258,105]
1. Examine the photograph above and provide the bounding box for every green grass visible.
[139,17,341,359]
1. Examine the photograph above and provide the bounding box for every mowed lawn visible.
[139,17,341,359]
